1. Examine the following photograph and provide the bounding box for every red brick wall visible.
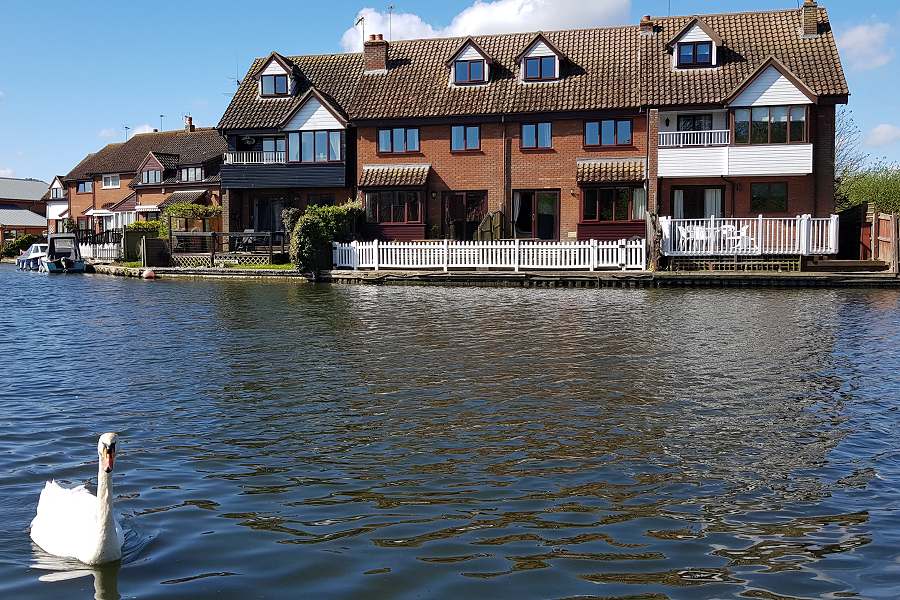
[658,175,816,217]
[357,115,647,239]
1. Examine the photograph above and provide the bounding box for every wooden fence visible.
[872,213,900,273]
[333,238,646,272]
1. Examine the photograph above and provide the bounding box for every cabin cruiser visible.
[15,243,48,271]
[40,234,85,273]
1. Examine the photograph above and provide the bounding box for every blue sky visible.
[0,0,897,183]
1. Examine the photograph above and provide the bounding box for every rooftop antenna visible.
[354,15,365,49]
[124,125,131,141]
[387,4,395,42]
[160,114,165,131]
[668,0,671,16]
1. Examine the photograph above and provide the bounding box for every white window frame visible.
[180,166,203,182]
[102,174,120,189]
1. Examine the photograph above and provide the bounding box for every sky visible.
[0,0,898,183]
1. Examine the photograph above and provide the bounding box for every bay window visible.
[582,187,646,222]
[733,106,807,144]
[287,130,343,163]
[365,190,422,224]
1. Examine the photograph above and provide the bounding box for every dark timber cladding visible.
[220,164,345,189]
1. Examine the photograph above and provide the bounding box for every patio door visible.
[444,191,487,240]
[673,187,722,219]
[253,197,286,232]
[513,190,559,240]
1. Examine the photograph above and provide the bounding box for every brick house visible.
[217,1,847,245]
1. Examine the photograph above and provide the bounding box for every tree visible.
[834,107,869,209]
[838,160,900,213]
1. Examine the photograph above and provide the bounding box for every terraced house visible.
[217,1,847,254]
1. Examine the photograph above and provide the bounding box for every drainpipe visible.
[501,113,511,238]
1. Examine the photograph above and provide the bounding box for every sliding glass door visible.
[512,190,559,240]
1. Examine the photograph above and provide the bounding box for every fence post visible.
[756,214,764,255]
[443,238,449,272]
[268,231,274,265]
[892,213,899,274]
[514,238,521,272]
[374,238,380,271]
[829,214,839,254]
[618,238,627,271]
[210,232,217,267]
[351,240,358,270]
[799,214,810,256]
[589,239,597,272]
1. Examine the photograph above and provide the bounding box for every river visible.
[1,263,899,598]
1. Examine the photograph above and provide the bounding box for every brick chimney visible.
[364,33,388,73]
[184,115,195,132]
[639,15,654,36]
[801,0,819,37]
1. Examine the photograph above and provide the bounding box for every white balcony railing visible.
[658,130,730,147]
[659,215,839,257]
[223,151,286,165]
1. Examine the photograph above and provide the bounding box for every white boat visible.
[15,243,48,271]
[40,234,86,273]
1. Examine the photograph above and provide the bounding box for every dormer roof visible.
[666,16,724,48]
[444,37,495,66]
[514,32,569,63]
[250,51,299,79]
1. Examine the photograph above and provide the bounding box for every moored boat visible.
[15,243,48,271]
[40,234,85,273]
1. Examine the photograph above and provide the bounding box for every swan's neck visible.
[96,465,115,534]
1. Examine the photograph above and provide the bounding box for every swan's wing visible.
[30,481,98,559]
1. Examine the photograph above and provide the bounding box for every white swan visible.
[30,433,124,565]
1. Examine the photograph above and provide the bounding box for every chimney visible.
[364,33,388,73]
[639,15,654,36]
[184,115,195,132]
[801,0,818,37]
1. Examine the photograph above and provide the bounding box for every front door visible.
[513,190,559,240]
[444,191,487,240]
[252,197,287,232]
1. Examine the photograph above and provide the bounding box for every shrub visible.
[162,202,222,220]
[1,233,41,257]
[126,220,164,237]
[838,161,900,213]
[281,207,302,236]
[289,201,362,271]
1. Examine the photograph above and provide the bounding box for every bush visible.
[289,201,362,271]
[281,208,302,236]
[162,202,222,220]
[1,233,41,257]
[126,220,164,237]
[838,161,900,213]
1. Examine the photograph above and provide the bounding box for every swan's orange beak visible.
[103,448,116,473]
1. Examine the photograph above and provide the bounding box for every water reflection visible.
[31,557,120,600]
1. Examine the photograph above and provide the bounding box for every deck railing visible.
[658,130,730,147]
[223,151,286,165]
[333,238,647,272]
[659,215,839,256]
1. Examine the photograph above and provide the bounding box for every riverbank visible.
[81,263,900,288]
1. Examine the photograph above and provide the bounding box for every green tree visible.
[838,160,900,213]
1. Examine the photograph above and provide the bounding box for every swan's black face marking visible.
[101,442,117,473]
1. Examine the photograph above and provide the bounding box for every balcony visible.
[223,151,286,165]
[658,130,730,147]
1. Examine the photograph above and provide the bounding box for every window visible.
[262,137,286,160]
[77,180,92,193]
[377,128,419,153]
[451,125,480,151]
[454,59,486,84]
[287,131,343,162]
[733,106,807,145]
[582,187,645,222]
[751,182,788,213]
[261,74,288,96]
[678,41,713,67]
[102,174,120,189]
[521,122,552,149]
[585,119,632,147]
[180,167,203,182]
[677,114,713,131]
[141,170,161,185]
[308,193,335,206]
[365,190,422,223]
[50,187,65,199]
[524,56,557,80]
[512,190,559,240]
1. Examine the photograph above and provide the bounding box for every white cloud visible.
[866,123,900,147]
[839,23,895,71]
[0,168,15,177]
[131,124,155,136]
[341,0,631,51]
[98,128,119,139]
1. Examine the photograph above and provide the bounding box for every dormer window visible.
[142,170,161,185]
[454,60,485,85]
[524,56,556,81]
[678,41,713,67]
[261,74,288,96]
[180,167,204,182]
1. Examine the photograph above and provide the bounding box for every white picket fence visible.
[333,238,646,272]
[79,243,121,262]
[659,214,839,257]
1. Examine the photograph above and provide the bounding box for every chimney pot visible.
[377,33,383,41]
[639,14,654,35]
[368,34,376,41]
[184,115,195,132]
[801,0,818,36]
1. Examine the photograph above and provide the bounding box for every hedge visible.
[126,220,164,237]
[1,233,41,257]
[289,201,363,271]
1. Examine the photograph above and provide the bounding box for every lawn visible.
[223,263,297,270]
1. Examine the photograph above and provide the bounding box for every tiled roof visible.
[359,164,431,188]
[64,129,226,181]
[218,7,847,125]
[158,189,208,208]
[0,204,46,227]
[110,193,136,212]
[0,177,49,201]
[576,159,645,183]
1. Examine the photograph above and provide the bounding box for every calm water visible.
[1,264,900,599]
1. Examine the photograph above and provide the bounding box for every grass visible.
[223,262,297,270]
[115,261,143,268]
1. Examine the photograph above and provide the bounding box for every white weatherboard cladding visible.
[261,60,287,76]
[658,147,728,177]
[50,178,63,190]
[46,200,68,221]
[283,98,344,131]
[680,24,712,43]
[457,45,484,61]
[728,144,813,175]
[730,66,811,106]
[524,40,556,58]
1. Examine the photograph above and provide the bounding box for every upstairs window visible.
[141,170,161,184]
[180,167,204,182]
[102,174,120,189]
[524,56,557,81]
[77,180,93,193]
[733,106,807,145]
[585,119,632,147]
[678,41,713,67]
[261,74,288,96]
[378,128,420,153]
[451,125,480,151]
[454,60,485,85]
[262,136,286,160]
[521,122,552,149]
[51,187,65,199]
[287,130,343,163]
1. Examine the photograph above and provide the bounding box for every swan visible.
[30,433,124,565]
